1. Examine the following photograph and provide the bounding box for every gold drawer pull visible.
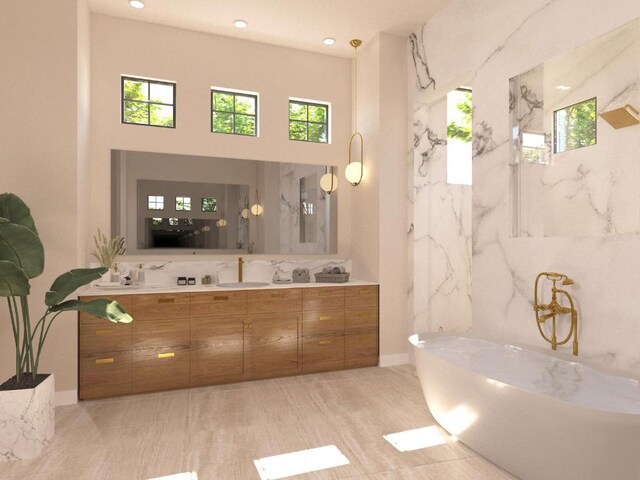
[158,298,175,304]
[95,357,114,365]
[319,315,332,321]
[157,352,175,359]
[157,324,174,330]
[95,328,113,335]
[213,295,229,301]
[318,340,332,345]
[270,293,286,299]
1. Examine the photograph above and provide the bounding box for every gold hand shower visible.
[533,272,579,355]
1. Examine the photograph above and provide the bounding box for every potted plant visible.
[0,193,132,462]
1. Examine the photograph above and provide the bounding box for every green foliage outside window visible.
[289,101,328,143]
[201,197,217,212]
[211,90,257,136]
[554,98,596,153]
[447,90,472,143]
[122,78,175,127]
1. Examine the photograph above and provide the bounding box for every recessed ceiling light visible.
[234,19,248,29]
[128,0,145,9]
[323,37,336,46]
[555,85,571,90]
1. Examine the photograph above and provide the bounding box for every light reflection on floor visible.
[148,472,198,480]
[253,445,350,480]
[383,425,448,452]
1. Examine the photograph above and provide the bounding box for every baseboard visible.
[379,353,410,367]
[54,389,77,406]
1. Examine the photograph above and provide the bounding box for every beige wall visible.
[351,33,409,362]
[0,0,84,398]
[89,14,353,261]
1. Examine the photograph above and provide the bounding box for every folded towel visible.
[332,266,346,274]
[322,267,332,274]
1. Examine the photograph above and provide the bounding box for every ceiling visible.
[87,0,448,57]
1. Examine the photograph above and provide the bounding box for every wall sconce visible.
[345,39,365,186]
[320,166,338,194]
[599,104,639,129]
[250,189,263,216]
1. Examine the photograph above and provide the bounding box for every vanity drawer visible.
[346,333,379,368]
[345,286,378,309]
[345,308,379,334]
[248,288,302,314]
[303,310,345,336]
[79,321,133,354]
[191,290,247,317]
[302,287,344,311]
[133,318,190,350]
[78,294,136,325]
[136,293,190,320]
[303,335,345,373]
[134,345,190,393]
[79,351,133,399]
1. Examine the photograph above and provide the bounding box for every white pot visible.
[0,373,55,462]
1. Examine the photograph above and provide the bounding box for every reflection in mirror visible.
[111,150,338,254]
[510,18,639,238]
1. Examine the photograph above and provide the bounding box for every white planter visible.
[0,373,54,462]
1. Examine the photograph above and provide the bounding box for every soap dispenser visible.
[272,270,280,283]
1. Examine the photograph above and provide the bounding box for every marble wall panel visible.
[409,0,640,374]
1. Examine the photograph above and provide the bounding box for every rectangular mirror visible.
[111,150,338,254]
[510,18,639,237]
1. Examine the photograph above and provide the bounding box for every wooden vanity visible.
[78,284,379,399]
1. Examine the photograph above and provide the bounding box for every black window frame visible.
[121,76,176,129]
[210,89,258,137]
[288,100,329,144]
[553,97,597,154]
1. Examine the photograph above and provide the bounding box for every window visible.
[201,197,217,212]
[175,197,191,211]
[446,88,472,185]
[554,97,596,153]
[183,218,194,226]
[211,89,257,136]
[122,76,175,127]
[147,195,165,210]
[168,218,179,226]
[289,100,329,143]
[152,218,163,225]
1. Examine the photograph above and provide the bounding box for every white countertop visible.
[80,280,378,297]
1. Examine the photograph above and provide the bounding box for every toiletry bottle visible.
[272,271,280,283]
[136,264,145,285]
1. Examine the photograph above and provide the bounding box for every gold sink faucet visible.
[533,272,579,355]
[238,256,244,283]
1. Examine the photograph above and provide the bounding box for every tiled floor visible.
[0,366,516,479]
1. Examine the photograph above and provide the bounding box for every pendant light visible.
[250,189,263,216]
[320,165,338,194]
[345,39,365,186]
[240,195,250,219]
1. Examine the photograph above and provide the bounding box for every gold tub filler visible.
[533,272,579,356]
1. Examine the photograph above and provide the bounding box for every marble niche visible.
[510,18,640,238]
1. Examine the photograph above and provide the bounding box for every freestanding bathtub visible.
[409,334,640,480]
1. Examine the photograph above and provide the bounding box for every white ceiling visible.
[87,0,448,57]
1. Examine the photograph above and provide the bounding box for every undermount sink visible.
[216,281,270,289]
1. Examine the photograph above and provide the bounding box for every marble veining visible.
[409,32,436,90]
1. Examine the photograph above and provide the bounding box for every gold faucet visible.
[238,256,244,283]
[533,272,579,355]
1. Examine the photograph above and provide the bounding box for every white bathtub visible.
[409,334,640,480]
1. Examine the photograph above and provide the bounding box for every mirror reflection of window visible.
[299,174,317,243]
[446,88,472,185]
[553,98,597,154]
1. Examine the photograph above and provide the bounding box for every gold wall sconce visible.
[599,104,639,129]
[345,39,365,186]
